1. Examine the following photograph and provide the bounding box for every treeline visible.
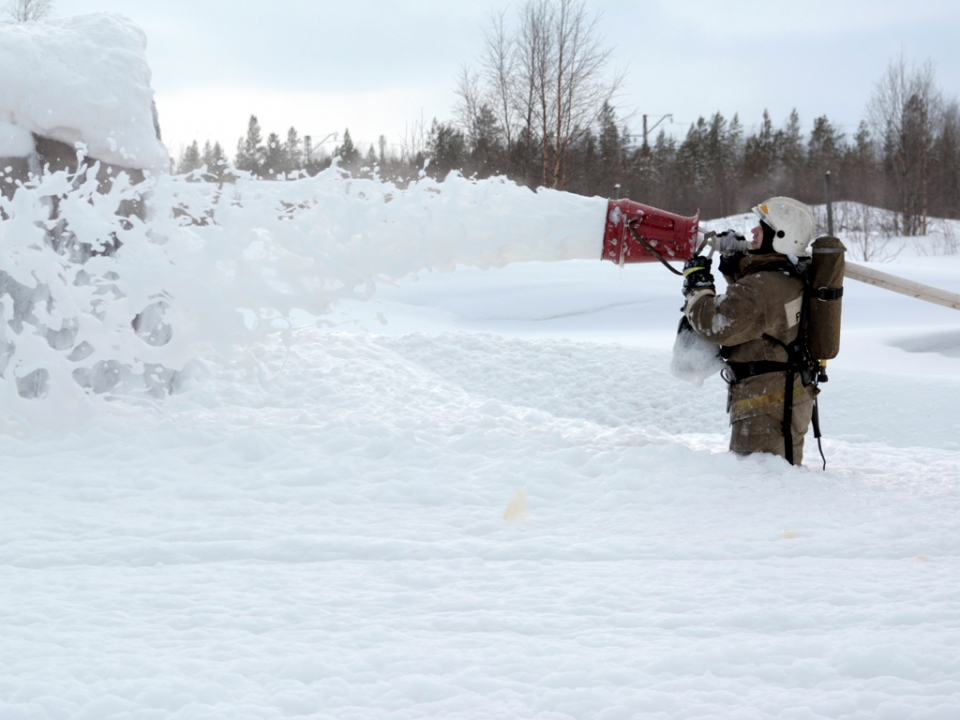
[174,100,960,229]
[175,118,390,182]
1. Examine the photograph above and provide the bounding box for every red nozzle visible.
[601,198,699,265]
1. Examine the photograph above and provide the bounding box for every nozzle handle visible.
[700,231,750,257]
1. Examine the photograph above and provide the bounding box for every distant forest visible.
[173,1,959,235]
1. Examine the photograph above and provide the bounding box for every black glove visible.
[718,251,745,279]
[682,255,715,296]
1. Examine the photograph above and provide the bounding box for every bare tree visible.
[454,9,525,181]
[833,202,901,262]
[480,9,517,151]
[399,113,428,170]
[460,0,622,190]
[930,100,960,220]
[5,0,53,22]
[454,66,482,137]
[532,0,623,188]
[868,55,943,235]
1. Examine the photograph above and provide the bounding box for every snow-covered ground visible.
[2,169,960,719]
[3,13,960,718]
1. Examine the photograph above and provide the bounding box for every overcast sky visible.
[54,0,960,160]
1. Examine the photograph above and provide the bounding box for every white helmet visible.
[751,197,815,257]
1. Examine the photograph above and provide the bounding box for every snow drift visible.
[2,15,960,719]
[0,13,167,171]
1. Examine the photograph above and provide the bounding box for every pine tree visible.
[841,121,880,207]
[209,142,230,181]
[285,127,303,173]
[650,131,680,211]
[777,109,805,196]
[743,110,778,200]
[469,104,503,178]
[702,112,742,218]
[569,129,598,196]
[335,129,361,167]
[178,140,202,175]
[676,118,710,213]
[236,115,265,176]
[263,132,286,178]
[626,142,656,206]
[426,119,468,178]
[201,141,215,169]
[805,115,844,200]
[723,114,745,212]
[596,102,625,194]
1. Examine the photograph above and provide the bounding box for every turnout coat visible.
[684,252,817,463]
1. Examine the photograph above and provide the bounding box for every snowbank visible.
[1,150,959,720]
[0,13,167,171]
[2,12,959,720]
[0,118,34,158]
[0,288,957,719]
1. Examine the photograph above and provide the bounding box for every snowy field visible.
[2,13,958,719]
[2,165,960,720]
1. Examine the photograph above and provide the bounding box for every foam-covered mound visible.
[0,13,167,171]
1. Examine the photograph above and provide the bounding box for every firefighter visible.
[681,197,818,464]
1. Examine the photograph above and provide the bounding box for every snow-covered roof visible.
[0,13,169,172]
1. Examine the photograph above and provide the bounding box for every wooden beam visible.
[845,261,960,311]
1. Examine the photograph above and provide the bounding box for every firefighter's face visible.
[750,224,763,249]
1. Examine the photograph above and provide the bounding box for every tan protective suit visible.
[684,253,817,464]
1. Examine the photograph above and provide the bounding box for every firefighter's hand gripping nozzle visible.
[681,256,715,296]
[709,229,749,257]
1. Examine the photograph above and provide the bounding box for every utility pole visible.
[304,132,339,164]
[642,114,673,149]
[824,171,834,236]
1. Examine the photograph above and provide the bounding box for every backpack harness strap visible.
[724,360,789,383]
